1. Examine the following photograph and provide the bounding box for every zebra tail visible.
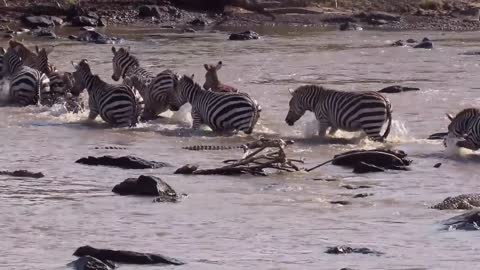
[381,102,393,140]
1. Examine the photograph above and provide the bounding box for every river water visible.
[1,27,480,270]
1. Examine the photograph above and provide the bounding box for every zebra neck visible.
[183,83,203,103]
[84,74,106,92]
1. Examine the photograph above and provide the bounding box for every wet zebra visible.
[445,108,480,150]
[0,47,5,80]
[3,47,50,106]
[70,59,143,127]
[35,46,73,97]
[285,85,393,141]
[169,75,261,134]
[111,46,177,120]
[203,61,238,93]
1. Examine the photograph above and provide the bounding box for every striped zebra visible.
[111,46,178,120]
[0,47,5,80]
[169,74,261,134]
[70,59,143,127]
[285,85,393,142]
[35,46,73,97]
[444,108,480,150]
[3,47,50,106]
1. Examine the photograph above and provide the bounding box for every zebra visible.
[70,59,143,127]
[111,46,178,120]
[168,74,261,134]
[3,47,50,106]
[285,85,393,142]
[444,108,480,150]
[203,61,238,93]
[0,47,5,80]
[35,46,74,100]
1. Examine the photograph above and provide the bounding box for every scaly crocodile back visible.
[182,145,242,151]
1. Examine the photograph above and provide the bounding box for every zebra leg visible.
[328,127,338,136]
[191,109,202,130]
[318,119,330,138]
[88,110,99,121]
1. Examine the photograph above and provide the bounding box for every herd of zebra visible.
[0,39,478,151]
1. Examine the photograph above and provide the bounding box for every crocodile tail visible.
[182,145,238,151]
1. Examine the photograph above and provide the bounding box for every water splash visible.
[444,135,473,157]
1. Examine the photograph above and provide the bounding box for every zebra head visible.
[285,87,308,126]
[203,61,222,91]
[8,39,37,68]
[111,46,136,81]
[169,74,195,112]
[70,59,92,96]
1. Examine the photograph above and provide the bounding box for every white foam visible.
[444,135,474,157]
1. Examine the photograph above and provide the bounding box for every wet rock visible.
[112,175,178,202]
[331,149,411,173]
[378,85,420,93]
[313,177,340,182]
[21,15,55,28]
[341,184,372,190]
[365,11,400,22]
[69,35,79,40]
[442,209,480,231]
[188,18,207,26]
[339,21,363,31]
[50,16,64,26]
[326,245,384,255]
[391,40,405,46]
[98,17,107,27]
[0,170,44,178]
[406,38,417,43]
[414,37,433,49]
[427,132,447,140]
[75,30,122,44]
[182,27,196,33]
[72,16,98,27]
[330,200,351,206]
[138,5,162,18]
[432,194,480,210]
[73,245,185,265]
[434,163,442,168]
[81,26,96,31]
[69,255,115,270]
[229,30,259,41]
[353,162,385,173]
[32,28,57,39]
[353,193,373,198]
[174,164,198,174]
[76,155,171,169]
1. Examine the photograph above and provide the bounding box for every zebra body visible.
[111,46,177,120]
[71,59,143,127]
[4,47,50,106]
[203,61,238,93]
[169,75,261,134]
[445,108,480,150]
[285,85,392,141]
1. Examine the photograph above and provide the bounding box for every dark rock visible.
[68,35,79,40]
[391,40,405,46]
[442,209,480,231]
[341,184,372,190]
[112,175,177,201]
[75,30,122,44]
[138,5,161,18]
[427,132,447,140]
[183,27,196,33]
[21,15,55,28]
[69,256,115,270]
[73,245,185,265]
[3,34,13,39]
[340,268,355,270]
[50,16,64,26]
[81,26,96,31]
[98,17,107,27]
[432,194,480,210]
[229,30,259,41]
[331,149,411,172]
[188,18,207,26]
[86,12,99,20]
[330,200,351,206]
[378,85,420,93]
[326,245,384,255]
[339,21,363,31]
[32,28,57,39]
[174,164,198,174]
[313,177,340,182]
[161,25,175,29]
[353,193,373,198]
[352,162,385,173]
[76,155,171,169]
[0,170,44,178]
[434,163,442,168]
[414,37,433,49]
[72,16,98,27]
[406,38,417,43]
[0,16,8,23]
[365,11,400,22]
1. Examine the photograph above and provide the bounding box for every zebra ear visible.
[0,47,5,55]
[35,45,40,54]
[71,61,78,70]
[216,61,222,70]
[446,113,454,121]
[111,46,116,54]
[288,88,295,96]
[191,74,195,80]
[203,64,209,70]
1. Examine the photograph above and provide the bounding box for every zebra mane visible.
[181,74,202,90]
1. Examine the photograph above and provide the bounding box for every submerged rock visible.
[229,30,259,41]
[391,40,404,46]
[76,155,171,169]
[0,170,44,178]
[414,37,433,49]
[353,193,373,198]
[378,85,420,93]
[69,256,115,270]
[112,175,178,202]
[330,200,351,206]
[442,209,480,231]
[32,27,57,39]
[432,194,480,210]
[73,245,185,265]
[326,245,384,255]
[174,164,198,174]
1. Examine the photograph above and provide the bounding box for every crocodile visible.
[93,146,128,150]
[431,194,480,210]
[182,138,294,152]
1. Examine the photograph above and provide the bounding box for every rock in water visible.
[325,245,384,255]
[0,170,44,178]
[378,85,420,93]
[112,175,178,202]
[442,209,480,231]
[432,194,480,210]
[75,155,171,169]
[73,245,185,265]
[21,15,55,27]
[138,5,162,18]
[331,149,411,172]
[427,132,448,140]
[229,31,259,41]
[414,37,433,49]
[69,256,115,270]
[339,21,362,31]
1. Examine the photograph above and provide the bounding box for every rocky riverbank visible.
[1,0,480,35]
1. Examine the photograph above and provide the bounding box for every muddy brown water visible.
[1,26,480,269]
